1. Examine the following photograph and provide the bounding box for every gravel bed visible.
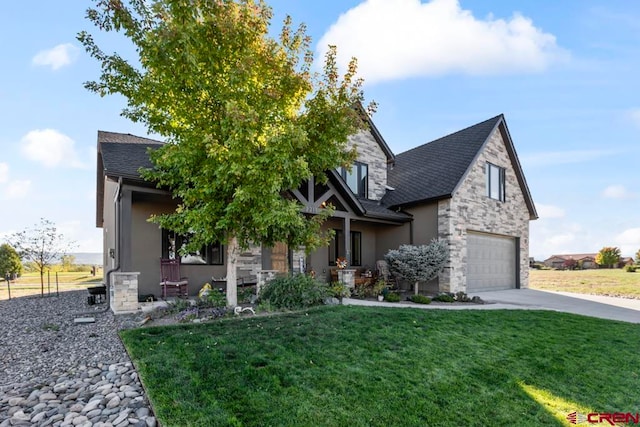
[0,291,156,426]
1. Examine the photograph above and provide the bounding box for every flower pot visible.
[377,295,384,302]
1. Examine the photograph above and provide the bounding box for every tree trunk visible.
[225,235,239,307]
[40,270,44,298]
[414,281,419,296]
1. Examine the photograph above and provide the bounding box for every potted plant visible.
[373,279,386,302]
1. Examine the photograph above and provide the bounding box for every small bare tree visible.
[11,218,76,297]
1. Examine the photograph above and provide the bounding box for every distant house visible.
[96,114,537,304]
[619,257,635,268]
[543,254,598,269]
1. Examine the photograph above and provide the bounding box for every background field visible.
[3,268,638,301]
[529,268,640,299]
[0,271,103,300]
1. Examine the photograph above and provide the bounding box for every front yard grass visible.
[530,268,640,299]
[121,306,640,426]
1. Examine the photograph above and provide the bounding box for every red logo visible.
[567,412,640,425]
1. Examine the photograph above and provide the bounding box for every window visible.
[338,162,368,198]
[486,163,505,202]
[328,230,362,266]
[162,229,223,265]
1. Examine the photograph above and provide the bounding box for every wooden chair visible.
[376,259,398,289]
[160,258,188,298]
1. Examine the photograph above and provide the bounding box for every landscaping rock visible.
[0,291,155,426]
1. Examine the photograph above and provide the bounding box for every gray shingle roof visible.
[98,131,163,180]
[358,198,412,221]
[383,115,503,207]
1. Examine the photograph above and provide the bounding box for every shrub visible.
[329,282,351,299]
[455,291,471,302]
[624,265,636,273]
[198,288,227,308]
[384,292,401,302]
[238,286,256,304]
[258,274,329,310]
[385,240,448,295]
[432,293,455,303]
[410,294,431,304]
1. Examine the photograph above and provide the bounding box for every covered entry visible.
[466,231,517,292]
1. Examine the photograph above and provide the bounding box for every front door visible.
[271,242,289,273]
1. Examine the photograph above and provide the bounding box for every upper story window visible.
[486,162,505,202]
[338,162,368,198]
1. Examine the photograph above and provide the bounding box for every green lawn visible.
[530,268,640,299]
[121,306,640,426]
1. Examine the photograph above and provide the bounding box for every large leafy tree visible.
[0,243,22,279]
[595,246,621,269]
[79,0,371,306]
[10,218,76,296]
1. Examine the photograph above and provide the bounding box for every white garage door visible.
[467,232,516,292]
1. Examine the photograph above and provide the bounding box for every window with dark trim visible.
[328,230,362,266]
[338,162,368,198]
[162,229,224,265]
[486,162,505,202]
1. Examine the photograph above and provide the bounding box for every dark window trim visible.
[328,229,362,266]
[339,162,368,198]
[486,162,505,202]
[162,229,224,265]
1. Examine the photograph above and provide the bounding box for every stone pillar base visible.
[110,272,140,314]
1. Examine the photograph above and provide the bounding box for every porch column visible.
[344,217,351,266]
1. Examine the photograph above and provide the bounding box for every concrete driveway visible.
[344,289,640,324]
[469,289,640,324]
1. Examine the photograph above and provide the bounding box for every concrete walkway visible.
[343,289,640,324]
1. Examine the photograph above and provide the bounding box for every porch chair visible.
[160,258,189,298]
[376,259,398,289]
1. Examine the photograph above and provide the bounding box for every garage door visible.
[467,232,516,292]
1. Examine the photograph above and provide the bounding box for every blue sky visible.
[0,0,638,260]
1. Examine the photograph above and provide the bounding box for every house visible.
[619,257,635,268]
[97,114,537,309]
[543,254,598,269]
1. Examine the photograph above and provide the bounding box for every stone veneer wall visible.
[346,130,388,201]
[438,127,531,293]
[292,247,306,274]
[110,272,140,314]
[237,244,262,280]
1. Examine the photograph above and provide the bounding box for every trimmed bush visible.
[384,292,401,302]
[385,240,449,296]
[432,293,455,303]
[410,294,431,304]
[624,265,636,273]
[258,274,329,310]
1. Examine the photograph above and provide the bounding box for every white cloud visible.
[21,129,88,169]
[4,180,31,199]
[536,203,565,219]
[0,163,8,183]
[602,184,636,200]
[32,43,79,70]
[317,0,567,84]
[615,228,640,257]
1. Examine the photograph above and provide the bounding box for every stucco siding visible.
[438,127,530,293]
[406,203,438,245]
[102,179,118,273]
